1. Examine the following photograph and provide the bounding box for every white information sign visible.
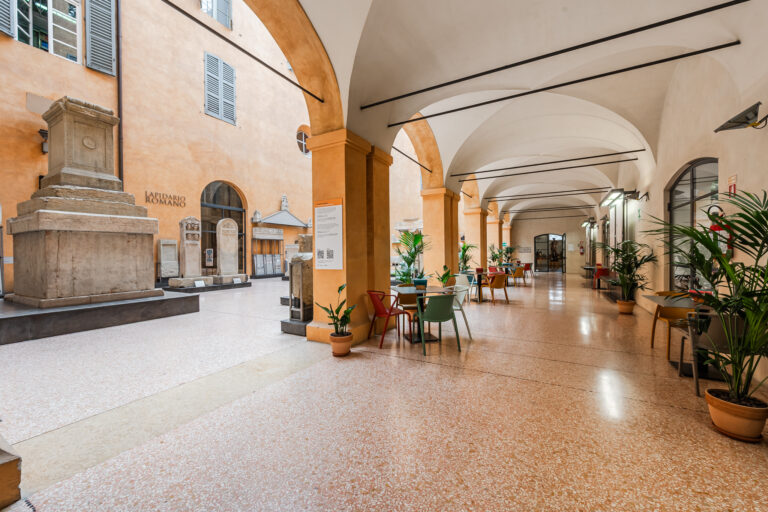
[314,199,343,270]
[233,277,242,284]
[194,280,206,288]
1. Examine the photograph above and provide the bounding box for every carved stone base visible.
[168,276,214,288]
[212,274,249,285]
[5,289,163,308]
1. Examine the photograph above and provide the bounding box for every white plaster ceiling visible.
[297,0,766,213]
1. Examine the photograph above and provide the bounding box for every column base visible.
[5,289,164,309]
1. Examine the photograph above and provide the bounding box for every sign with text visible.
[314,198,343,270]
[145,191,186,207]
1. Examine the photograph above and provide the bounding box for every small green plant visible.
[316,284,356,336]
[488,244,504,266]
[503,246,516,264]
[433,265,452,285]
[395,231,428,284]
[597,240,657,301]
[459,242,476,272]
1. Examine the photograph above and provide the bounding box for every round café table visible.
[391,286,453,343]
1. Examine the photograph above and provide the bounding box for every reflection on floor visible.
[2,274,767,511]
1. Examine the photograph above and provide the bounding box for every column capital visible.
[308,128,371,155]
[367,146,393,166]
[420,187,459,200]
[464,207,488,217]
[487,218,500,226]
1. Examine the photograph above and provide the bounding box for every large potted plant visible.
[316,284,356,357]
[653,191,768,441]
[394,231,428,284]
[488,244,503,267]
[459,242,476,273]
[597,240,658,314]
[503,246,516,264]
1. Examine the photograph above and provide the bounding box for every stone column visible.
[366,147,393,334]
[502,220,512,249]
[306,129,373,343]
[487,216,502,252]
[463,207,488,269]
[422,187,460,281]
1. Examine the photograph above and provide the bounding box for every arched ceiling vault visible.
[294,0,767,213]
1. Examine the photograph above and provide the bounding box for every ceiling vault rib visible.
[457,158,638,182]
[388,40,740,127]
[361,0,748,110]
[452,149,645,177]
[488,187,612,201]
[160,0,325,102]
[392,146,433,173]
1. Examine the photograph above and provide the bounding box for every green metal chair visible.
[416,294,460,356]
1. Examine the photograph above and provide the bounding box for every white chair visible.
[454,274,471,305]
[452,285,473,340]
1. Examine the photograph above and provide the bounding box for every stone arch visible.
[402,115,444,189]
[243,0,344,136]
[200,181,248,274]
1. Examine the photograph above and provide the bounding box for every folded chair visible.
[416,294,460,356]
[367,290,412,348]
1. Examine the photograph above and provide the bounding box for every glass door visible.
[534,234,549,272]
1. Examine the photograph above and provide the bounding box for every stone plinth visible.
[5,97,161,308]
[179,216,202,279]
[212,274,248,285]
[158,239,179,278]
[216,218,239,275]
[168,276,214,288]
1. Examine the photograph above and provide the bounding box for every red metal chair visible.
[367,290,412,348]
[523,263,533,279]
[593,268,610,289]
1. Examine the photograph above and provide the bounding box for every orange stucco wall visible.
[0,0,312,290]
[388,129,423,263]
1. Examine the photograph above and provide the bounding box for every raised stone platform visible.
[165,281,252,294]
[0,292,199,346]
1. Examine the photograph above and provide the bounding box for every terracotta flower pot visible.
[705,389,768,442]
[330,332,353,357]
[617,300,636,314]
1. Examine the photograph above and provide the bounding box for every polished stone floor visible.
[2,274,767,511]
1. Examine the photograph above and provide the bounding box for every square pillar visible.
[463,207,488,269]
[367,147,393,333]
[487,217,502,251]
[502,221,512,248]
[306,129,373,343]
[422,187,460,282]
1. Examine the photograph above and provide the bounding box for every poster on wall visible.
[314,198,343,270]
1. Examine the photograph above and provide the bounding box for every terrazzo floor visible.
[3,274,768,511]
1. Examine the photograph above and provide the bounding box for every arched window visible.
[201,181,246,274]
[296,130,310,156]
[668,158,718,290]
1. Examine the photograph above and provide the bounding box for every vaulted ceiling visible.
[298,0,766,217]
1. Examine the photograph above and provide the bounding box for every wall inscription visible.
[146,191,186,207]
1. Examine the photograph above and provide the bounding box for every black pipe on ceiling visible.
[458,158,637,182]
[388,40,740,127]
[361,0,749,110]
[392,146,432,173]
[452,149,644,177]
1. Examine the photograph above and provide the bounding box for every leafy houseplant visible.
[597,240,658,314]
[651,191,768,441]
[459,242,476,272]
[503,246,516,264]
[394,231,428,284]
[488,244,503,266]
[433,265,453,286]
[316,284,356,357]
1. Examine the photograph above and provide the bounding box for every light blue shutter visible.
[221,61,236,124]
[200,0,214,17]
[204,52,221,119]
[0,0,13,38]
[86,0,116,75]
[216,0,231,29]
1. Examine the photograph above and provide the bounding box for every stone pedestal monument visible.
[6,97,161,308]
[281,234,313,335]
[212,218,248,284]
[168,217,213,288]
[158,239,179,278]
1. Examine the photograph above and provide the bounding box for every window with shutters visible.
[201,0,231,29]
[10,0,81,63]
[204,52,236,125]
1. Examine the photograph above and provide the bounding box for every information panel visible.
[314,198,343,270]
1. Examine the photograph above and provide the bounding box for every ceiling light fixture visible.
[714,102,768,132]
[600,189,624,207]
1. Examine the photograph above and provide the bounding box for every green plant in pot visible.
[503,246,516,264]
[597,240,658,314]
[459,242,476,273]
[394,231,428,284]
[651,191,768,441]
[316,284,356,357]
[488,244,503,266]
[433,265,453,286]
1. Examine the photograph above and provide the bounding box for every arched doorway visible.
[201,181,246,275]
[534,233,565,272]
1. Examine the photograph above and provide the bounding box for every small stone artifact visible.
[158,239,179,278]
[212,218,248,284]
[169,216,213,288]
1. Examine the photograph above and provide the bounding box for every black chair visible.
[684,309,734,396]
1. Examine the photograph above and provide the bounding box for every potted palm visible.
[433,265,453,286]
[394,231,428,285]
[652,191,768,441]
[316,283,356,357]
[459,242,476,273]
[597,240,658,314]
[488,244,504,267]
[503,246,516,264]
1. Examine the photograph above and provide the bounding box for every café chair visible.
[592,268,610,289]
[416,294,460,356]
[650,291,694,360]
[489,274,509,304]
[511,267,525,286]
[396,283,419,335]
[452,285,473,340]
[367,290,412,348]
[684,309,730,397]
[523,263,533,279]
[454,274,472,304]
